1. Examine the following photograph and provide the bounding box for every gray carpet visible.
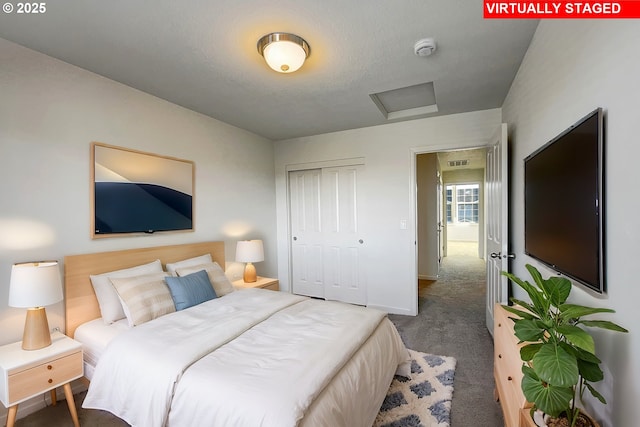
[389,242,503,426]
[14,242,502,426]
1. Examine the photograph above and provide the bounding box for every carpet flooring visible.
[13,242,502,427]
[389,241,504,426]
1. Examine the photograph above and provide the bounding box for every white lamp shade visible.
[235,240,265,263]
[9,261,63,308]
[263,40,307,73]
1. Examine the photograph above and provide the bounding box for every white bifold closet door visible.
[289,165,366,305]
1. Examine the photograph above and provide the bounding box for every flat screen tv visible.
[524,108,605,294]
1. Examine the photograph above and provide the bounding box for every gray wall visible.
[417,153,440,279]
[0,38,278,347]
[502,21,640,427]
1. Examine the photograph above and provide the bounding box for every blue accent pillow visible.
[165,269,217,311]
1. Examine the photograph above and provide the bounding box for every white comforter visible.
[83,289,406,427]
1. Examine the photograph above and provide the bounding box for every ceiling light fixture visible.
[257,32,310,73]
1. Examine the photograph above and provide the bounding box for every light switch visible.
[400,219,408,230]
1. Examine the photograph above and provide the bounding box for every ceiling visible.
[0,1,538,141]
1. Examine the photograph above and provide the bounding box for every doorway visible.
[416,149,487,300]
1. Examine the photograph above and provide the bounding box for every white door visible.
[322,166,366,305]
[289,165,366,305]
[289,169,325,298]
[486,123,509,336]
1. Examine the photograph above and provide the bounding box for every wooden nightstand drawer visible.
[260,281,279,291]
[233,277,279,291]
[1,332,83,427]
[8,351,82,404]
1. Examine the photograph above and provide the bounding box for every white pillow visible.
[166,254,213,276]
[176,262,235,296]
[109,272,175,327]
[90,259,163,324]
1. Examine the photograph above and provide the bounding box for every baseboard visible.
[0,378,87,422]
[368,303,416,316]
[418,274,439,280]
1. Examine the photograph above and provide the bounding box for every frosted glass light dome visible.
[258,33,310,74]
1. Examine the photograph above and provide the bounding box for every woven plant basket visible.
[533,409,600,427]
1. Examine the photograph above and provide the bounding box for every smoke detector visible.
[414,38,437,57]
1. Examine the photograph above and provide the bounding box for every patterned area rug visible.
[374,349,457,427]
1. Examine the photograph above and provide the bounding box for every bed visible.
[64,241,409,427]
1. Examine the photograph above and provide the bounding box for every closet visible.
[288,164,366,305]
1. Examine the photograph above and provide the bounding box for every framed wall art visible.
[91,142,195,238]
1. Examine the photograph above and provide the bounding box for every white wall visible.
[447,223,479,242]
[417,153,439,279]
[274,109,502,315]
[0,38,278,345]
[502,21,640,427]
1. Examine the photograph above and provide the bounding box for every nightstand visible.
[0,331,83,427]
[233,277,279,291]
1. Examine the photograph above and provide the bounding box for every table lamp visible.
[9,261,63,350]
[235,240,264,283]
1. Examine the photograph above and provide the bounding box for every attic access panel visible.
[370,82,438,120]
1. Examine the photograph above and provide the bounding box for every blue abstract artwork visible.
[93,143,194,236]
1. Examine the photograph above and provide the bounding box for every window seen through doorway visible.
[446,184,479,223]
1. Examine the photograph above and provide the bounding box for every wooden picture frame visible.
[91,142,195,239]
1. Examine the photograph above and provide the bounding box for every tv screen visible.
[524,108,605,294]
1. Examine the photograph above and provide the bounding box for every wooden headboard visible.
[64,241,225,338]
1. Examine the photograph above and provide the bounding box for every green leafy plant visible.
[501,264,628,427]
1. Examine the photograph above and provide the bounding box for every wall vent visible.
[448,160,469,167]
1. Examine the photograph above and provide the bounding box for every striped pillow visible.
[90,259,163,324]
[176,262,235,296]
[110,272,175,327]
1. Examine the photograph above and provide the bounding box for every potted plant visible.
[501,264,628,427]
